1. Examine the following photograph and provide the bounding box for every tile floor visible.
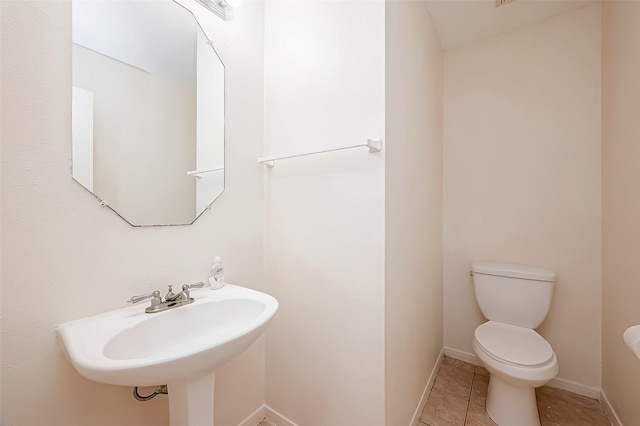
[419,356,612,426]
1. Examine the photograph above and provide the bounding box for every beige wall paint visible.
[385,1,443,425]
[0,0,266,425]
[263,1,386,424]
[602,2,640,424]
[443,5,602,389]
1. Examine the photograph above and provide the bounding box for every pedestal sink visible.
[57,284,278,426]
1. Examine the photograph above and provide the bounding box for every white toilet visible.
[471,262,559,426]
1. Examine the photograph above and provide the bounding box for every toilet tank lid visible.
[471,262,556,282]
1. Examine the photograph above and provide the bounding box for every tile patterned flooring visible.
[419,356,612,426]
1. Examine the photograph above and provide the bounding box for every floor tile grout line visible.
[463,400,471,426]
[463,370,474,425]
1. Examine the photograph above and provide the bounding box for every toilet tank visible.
[471,262,556,329]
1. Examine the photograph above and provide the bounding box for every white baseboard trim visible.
[239,404,299,426]
[443,347,601,399]
[264,405,300,426]
[443,347,483,367]
[600,389,624,426]
[238,404,267,426]
[548,376,600,399]
[410,347,444,426]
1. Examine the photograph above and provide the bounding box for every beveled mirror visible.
[72,0,224,227]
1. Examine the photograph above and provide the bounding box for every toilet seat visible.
[475,321,553,367]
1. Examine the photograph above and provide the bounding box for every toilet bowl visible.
[473,321,558,426]
[471,262,559,426]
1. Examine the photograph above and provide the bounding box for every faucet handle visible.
[177,282,205,303]
[128,290,161,304]
[182,281,205,291]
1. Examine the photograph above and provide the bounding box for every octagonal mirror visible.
[72,0,224,227]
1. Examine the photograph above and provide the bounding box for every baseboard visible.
[264,405,300,426]
[443,347,601,399]
[410,347,444,426]
[548,376,600,399]
[239,404,299,426]
[238,405,267,426]
[443,347,482,367]
[600,389,624,426]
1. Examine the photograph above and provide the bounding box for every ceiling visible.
[425,0,600,50]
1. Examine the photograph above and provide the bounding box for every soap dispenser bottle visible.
[209,256,225,289]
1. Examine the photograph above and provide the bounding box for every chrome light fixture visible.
[194,0,235,21]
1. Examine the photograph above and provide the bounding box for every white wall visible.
[385,1,443,425]
[443,5,602,391]
[602,2,640,424]
[0,0,266,424]
[263,1,386,424]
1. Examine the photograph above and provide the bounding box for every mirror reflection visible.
[72,0,225,227]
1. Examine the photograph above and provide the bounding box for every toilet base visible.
[486,374,541,426]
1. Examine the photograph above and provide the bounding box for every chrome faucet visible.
[128,282,205,313]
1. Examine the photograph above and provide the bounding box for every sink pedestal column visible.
[168,372,215,426]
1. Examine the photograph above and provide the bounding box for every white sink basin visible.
[57,284,278,387]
